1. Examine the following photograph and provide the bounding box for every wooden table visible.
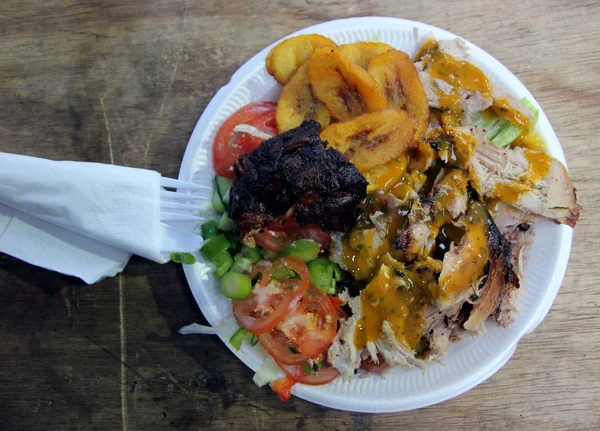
[1,1,598,429]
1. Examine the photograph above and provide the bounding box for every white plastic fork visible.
[160,177,211,223]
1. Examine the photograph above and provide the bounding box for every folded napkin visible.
[0,152,203,283]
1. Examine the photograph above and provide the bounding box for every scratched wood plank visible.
[0,0,599,430]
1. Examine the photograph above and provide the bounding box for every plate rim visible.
[179,16,573,412]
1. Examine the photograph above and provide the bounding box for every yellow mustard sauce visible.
[512,129,547,152]
[491,147,552,203]
[437,201,490,302]
[363,155,408,193]
[492,182,529,203]
[440,112,477,165]
[340,207,407,281]
[355,263,434,350]
[418,39,492,114]
[524,148,552,183]
[431,169,469,223]
[492,97,531,128]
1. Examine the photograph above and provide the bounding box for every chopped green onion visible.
[201,234,231,261]
[212,190,226,214]
[471,110,523,148]
[170,252,196,265]
[219,212,234,232]
[213,250,234,278]
[281,239,321,262]
[220,271,253,299]
[333,264,342,281]
[521,97,539,127]
[307,257,340,295]
[225,232,240,249]
[241,245,261,263]
[301,361,323,375]
[491,122,522,148]
[232,256,253,273]
[201,220,219,240]
[215,176,233,205]
[250,334,259,346]
[229,327,253,351]
[261,248,278,259]
[271,266,297,281]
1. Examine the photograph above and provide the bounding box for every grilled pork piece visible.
[395,168,469,260]
[229,120,367,233]
[469,140,581,227]
[463,212,520,330]
[416,38,493,121]
[492,202,535,279]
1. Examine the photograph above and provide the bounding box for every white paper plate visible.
[178,17,573,412]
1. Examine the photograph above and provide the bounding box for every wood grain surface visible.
[1,1,599,430]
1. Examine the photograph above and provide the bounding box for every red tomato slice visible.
[237,109,277,152]
[257,285,339,364]
[231,257,309,334]
[271,376,296,402]
[327,295,349,319]
[253,229,296,253]
[253,216,331,253]
[257,328,311,365]
[213,101,277,178]
[277,362,340,385]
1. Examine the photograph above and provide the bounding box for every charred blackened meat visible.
[229,120,368,233]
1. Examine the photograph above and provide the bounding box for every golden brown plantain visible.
[339,42,394,69]
[368,50,430,142]
[266,34,337,84]
[320,109,417,172]
[276,61,331,132]
[309,47,388,121]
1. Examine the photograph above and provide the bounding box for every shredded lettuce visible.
[471,97,540,148]
[521,97,539,131]
[253,356,285,387]
[178,323,218,335]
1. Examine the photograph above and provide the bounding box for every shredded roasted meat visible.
[469,140,581,227]
[463,212,520,330]
[229,120,368,233]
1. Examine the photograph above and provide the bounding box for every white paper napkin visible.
[0,152,203,283]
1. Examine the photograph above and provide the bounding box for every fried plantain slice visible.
[320,109,417,172]
[309,47,388,121]
[276,61,331,132]
[266,34,337,84]
[368,50,430,142]
[339,42,394,69]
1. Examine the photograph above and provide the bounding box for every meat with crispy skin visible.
[463,212,520,330]
[469,140,581,227]
[229,120,368,233]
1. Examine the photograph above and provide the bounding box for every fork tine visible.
[161,177,211,191]
[160,190,208,201]
[160,212,205,223]
[160,201,200,212]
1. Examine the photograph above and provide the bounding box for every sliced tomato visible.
[231,257,309,334]
[327,295,349,319]
[237,109,277,151]
[253,229,297,253]
[213,101,277,178]
[257,328,311,365]
[285,285,338,358]
[278,362,340,385]
[257,285,339,364]
[253,216,331,253]
[271,376,296,402]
